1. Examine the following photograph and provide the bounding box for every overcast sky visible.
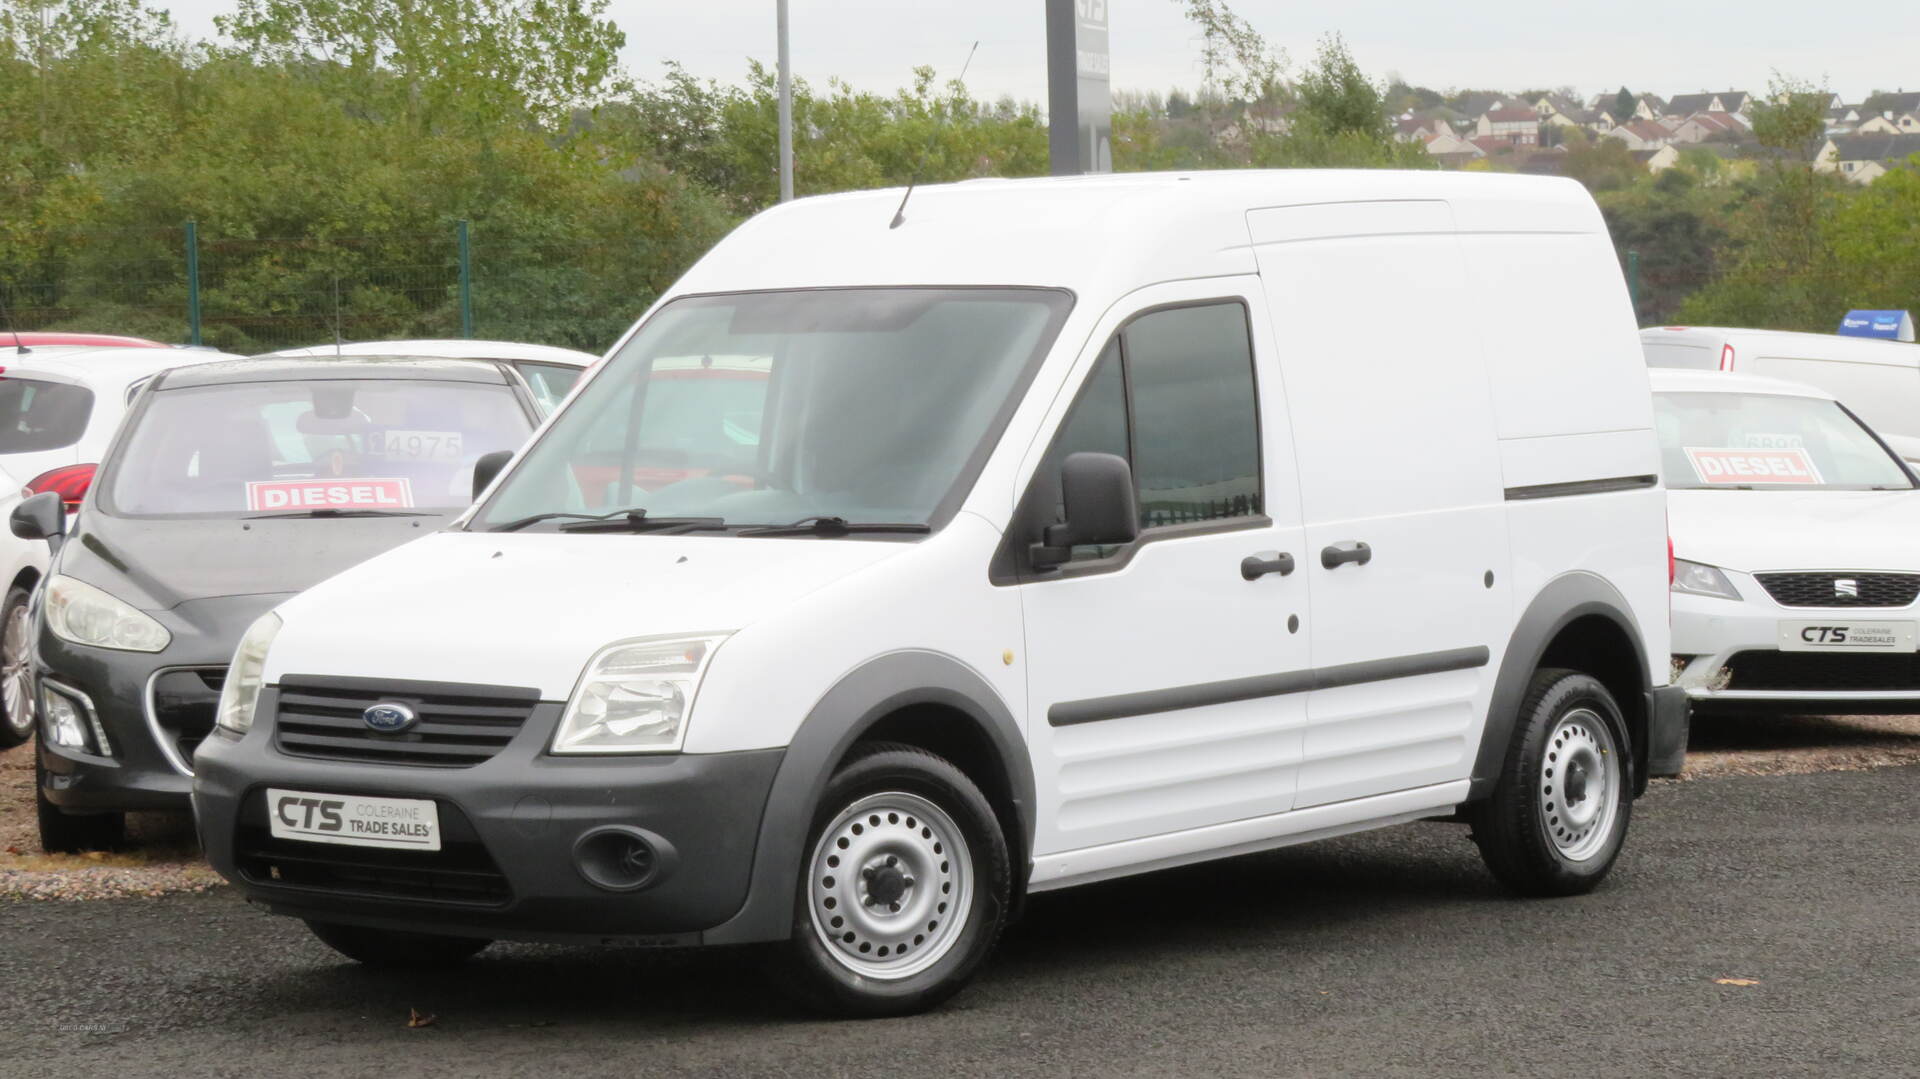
[155,0,1920,105]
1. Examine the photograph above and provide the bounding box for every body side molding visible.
[1503,474,1658,502]
[1048,646,1489,727]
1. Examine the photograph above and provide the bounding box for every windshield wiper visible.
[737,515,933,538]
[559,511,729,534]
[244,509,436,519]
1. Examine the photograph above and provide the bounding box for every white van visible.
[189,171,1685,1016]
[1641,326,1920,463]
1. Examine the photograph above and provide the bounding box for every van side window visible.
[1123,304,1262,526]
[1035,301,1262,563]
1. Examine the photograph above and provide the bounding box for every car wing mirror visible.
[1030,452,1139,569]
[472,450,513,502]
[11,490,66,550]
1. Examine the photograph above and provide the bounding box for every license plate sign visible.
[1778,621,1917,653]
[265,788,441,851]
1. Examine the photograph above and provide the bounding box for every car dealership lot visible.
[3,756,1917,1076]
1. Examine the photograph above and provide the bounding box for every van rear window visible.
[0,378,95,453]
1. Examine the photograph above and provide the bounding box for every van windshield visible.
[468,288,1072,534]
[1654,391,1914,491]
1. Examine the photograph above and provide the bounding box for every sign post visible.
[1046,0,1111,175]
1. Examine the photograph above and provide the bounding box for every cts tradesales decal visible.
[245,477,415,511]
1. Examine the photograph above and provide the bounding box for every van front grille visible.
[272,677,540,768]
[1755,572,1920,608]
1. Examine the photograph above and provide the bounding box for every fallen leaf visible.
[1714,978,1760,987]
[407,1008,437,1029]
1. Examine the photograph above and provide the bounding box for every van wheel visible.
[1,585,36,747]
[36,755,124,853]
[1471,668,1633,896]
[304,920,492,967]
[771,743,1010,1017]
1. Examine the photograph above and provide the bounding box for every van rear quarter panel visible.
[1462,228,1669,675]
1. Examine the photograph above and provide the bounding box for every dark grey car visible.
[19,356,542,851]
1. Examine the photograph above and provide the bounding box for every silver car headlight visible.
[551,634,728,755]
[215,612,282,734]
[45,574,171,652]
[1672,559,1741,600]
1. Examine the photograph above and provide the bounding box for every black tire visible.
[305,920,492,967]
[769,743,1011,1017]
[36,753,125,854]
[1,584,35,748]
[1470,668,1634,897]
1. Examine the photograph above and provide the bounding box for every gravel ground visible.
[2,708,1917,900]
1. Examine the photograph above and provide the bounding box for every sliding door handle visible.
[1320,541,1372,569]
[1240,552,1295,580]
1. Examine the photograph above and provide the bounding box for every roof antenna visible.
[332,275,344,358]
[0,287,28,355]
[890,40,979,230]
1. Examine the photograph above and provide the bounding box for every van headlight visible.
[551,634,728,755]
[45,575,171,652]
[1672,559,1741,600]
[215,612,281,734]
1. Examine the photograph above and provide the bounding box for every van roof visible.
[259,339,597,367]
[674,170,1607,301]
[1647,367,1837,400]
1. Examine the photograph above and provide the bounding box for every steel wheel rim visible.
[2,602,32,738]
[1539,707,1621,862]
[806,790,973,980]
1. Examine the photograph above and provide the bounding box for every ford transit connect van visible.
[193,172,1687,1016]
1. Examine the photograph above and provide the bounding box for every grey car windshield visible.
[469,288,1072,533]
[1654,391,1914,490]
[103,378,533,517]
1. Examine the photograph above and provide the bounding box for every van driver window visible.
[1039,301,1262,562]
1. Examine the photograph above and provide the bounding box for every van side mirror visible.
[11,491,66,545]
[1030,452,1139,569]
[472,450,513,501]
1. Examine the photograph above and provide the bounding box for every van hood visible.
[1668,488,1920,574]
[265,530,914,698]
[59,511,457,611]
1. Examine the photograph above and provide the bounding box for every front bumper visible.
[193,690,784,943]
[1672,579,1920,712]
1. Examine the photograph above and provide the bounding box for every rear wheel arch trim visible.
[701,650,1034,946]
[1470,572,1654,802]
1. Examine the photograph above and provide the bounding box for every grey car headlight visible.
[1672,559,1741,600]
[45,574,171,652]
[215,612,282,735]
[551,634,728,755]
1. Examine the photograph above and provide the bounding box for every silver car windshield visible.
[469,288,1072,534]
[1654,391,1915,491]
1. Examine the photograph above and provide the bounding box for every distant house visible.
[1866,91,1920,116]
[1665,91,1753,117]
[1395,113,1455,141]
[1531,93,1587,130]
[1469,134,1516,156]
[1423,130,1484,167]
[1603,119,1674,151]
[1815,133,1920,182]
[1477,107,1541,146]
[1455,93,1509,120]
[1630,93,1667,120]
[1671,111,1750,144]
[1647,142,1743,173]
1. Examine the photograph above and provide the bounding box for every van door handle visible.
[1240,552,1295,580]
[1320,541,1372,569]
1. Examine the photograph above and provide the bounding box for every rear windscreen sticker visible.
[246,478,416,511]
[1684,447,1822,485]
[368,430,466,461]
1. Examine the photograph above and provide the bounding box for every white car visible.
[1657,368,1920,713]
[0,461,45,745]
[192,171,1683,1016]
[1642,326,1920,464]
[260,340,596,414]
[0,347,240,740]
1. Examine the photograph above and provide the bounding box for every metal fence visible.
[0,221,626,355]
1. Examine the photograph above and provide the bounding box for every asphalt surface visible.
[4,765,1916,1078]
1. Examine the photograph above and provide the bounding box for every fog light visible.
[572,826,676,892]
[41,682,109,754]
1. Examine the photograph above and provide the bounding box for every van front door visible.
[1010,281,1312,881]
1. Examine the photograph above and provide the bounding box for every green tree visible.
[1258,35,1427,168]
[1613,87,1636,121]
